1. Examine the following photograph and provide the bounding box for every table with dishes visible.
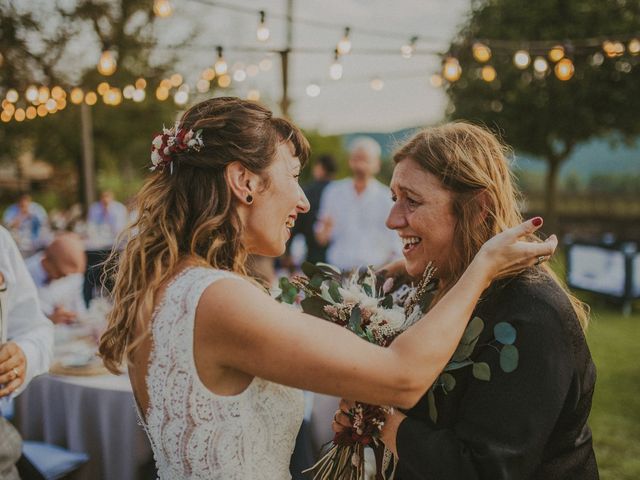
[14,300,154,480]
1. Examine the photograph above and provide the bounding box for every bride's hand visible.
[474,217,557,283]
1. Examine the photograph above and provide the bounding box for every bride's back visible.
[131,265,303,479]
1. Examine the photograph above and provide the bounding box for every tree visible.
[0,0,191,207]
[445,0,640,230]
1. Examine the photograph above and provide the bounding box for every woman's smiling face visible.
[386,156,457,279]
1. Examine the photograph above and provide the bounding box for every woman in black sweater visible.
[335,122,598,479]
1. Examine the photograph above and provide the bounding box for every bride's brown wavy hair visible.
[99,97,309,373]
[394,122,589,330]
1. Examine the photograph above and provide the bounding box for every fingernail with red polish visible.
[532,217,543,227]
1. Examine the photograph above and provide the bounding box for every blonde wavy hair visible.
[394,122,589,330]
[99,97,309,374]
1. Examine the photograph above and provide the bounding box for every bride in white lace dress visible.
[99,97,556,480]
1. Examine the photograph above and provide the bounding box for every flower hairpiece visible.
[150,121,204,173]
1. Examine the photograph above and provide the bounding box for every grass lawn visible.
[586,304,640,479]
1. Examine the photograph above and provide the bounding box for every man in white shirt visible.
[86,190,128,249]
[0,225,54,479]
[315,136,402,271]
[25,233,87,324]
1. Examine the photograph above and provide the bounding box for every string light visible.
[603,40,625,58]
[215,46,228,75]
[401,36,418,59]
[133,89,146,102]
[3,102,14,116]
[533,56,549,73]
[26,106,37,120]
[442,57,462,82]
[5,89,18,103]
[97,50,117,76]
[70,88,84,104]
[233,68,247,82]
[153,0,173,18]
[246,64,259,77]
[370,77,384,90]
[329,50,343,80]
[170,73,183,87]
[257,11,270,42]
[337,27,352,56]
[104,87,122,106]
[56,98,67,110]
[174,90,189,105]
[85,92,98,105]
[218,74,231,88]
[259,58,272,71]
[14,108,25,122]
[306,83,321,97]
[45,98,57,112]
[513,50,531,69]
[202,68,216,81]
[156,86,169,101]
[38,86,50,103]
[548,45,565,62]
[51,86,65,100]
[97,82,110,96]
[429,74,443,87]
[247,89,261,101]
[135,78,147,89]
[1,111,11,122]
[37,105,48,116]
[481,65,496,82]
[629,38,640,55]
[472,42,491,63]
[196,79,210,93]
[123,85,135,99]
[554,58,574,80]
[26,86,38,103]
[590,52,604,66]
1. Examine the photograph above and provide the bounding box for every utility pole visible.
[279,0,293,118]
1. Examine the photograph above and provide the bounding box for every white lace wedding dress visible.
[140,267,305,479]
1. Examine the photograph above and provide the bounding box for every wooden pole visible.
[80,102,96,212]
[279,0,293,118]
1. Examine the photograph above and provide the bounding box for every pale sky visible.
[34,0,472,134]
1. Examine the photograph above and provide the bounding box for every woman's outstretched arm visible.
[200,218,556,408]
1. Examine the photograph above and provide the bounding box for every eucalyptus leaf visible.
[500,345,519,373]
[328,281,343,303]
[348,306,362,334]
[427,389,437,423]
[301,262,320,278]
[444,360,473,371]
[494,322,517,345]
[300,296,331,319]
[440,373,456,392]
[452,343,475,362]
[472,362,491,381]
[462,317,484,344]
[309,274,324,289]
[362,283,373,297]
[380,294,394,309]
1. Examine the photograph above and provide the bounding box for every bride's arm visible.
[201,219,556,408]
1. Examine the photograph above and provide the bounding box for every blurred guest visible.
[25,232,87,324]
[285,154,337,266]
[0,225,54,480]
[315,137,401,271]
[86,191,128,249]
[2,193,50,255]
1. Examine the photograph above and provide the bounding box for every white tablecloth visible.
[15,373,153,480]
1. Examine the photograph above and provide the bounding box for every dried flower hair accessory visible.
[150,121,204,173]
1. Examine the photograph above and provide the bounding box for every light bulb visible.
[306,83,321,97]
[26,106,37,119]
[215,47,228,75]
[337,27,352,55]
[70,88,84,104]
[5,89,18,103]
[233,69,247,82]
[132,89,146,102]
[26,86,38,103]
[554,58,574,81]
[97,50,117,76]
[218,74,231,88]
[472,43,491,63]
[429,74,443,88]
[247,89,260,101]
[156,87,169,101]
[257,11,270,42]
[629,38,640,56]
[174,90,189,106]
[533,57,548,73]
[513,50,531,69]
[153,0,172,18]
[401,36,418,59]
[370,77,384,91]
[329,61,343,80]
[548,45,565,63]
[123,85,135,99]
[442,57,462,82]
[85,92,98,105]
[481,65,496,82]
[196,79,210,93]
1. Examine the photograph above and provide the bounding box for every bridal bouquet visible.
[278,262,438,480]
[277,262,520,480]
